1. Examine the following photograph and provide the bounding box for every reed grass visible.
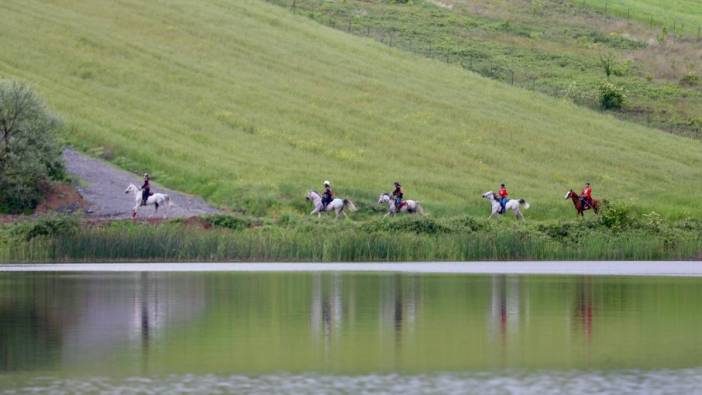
[2,215,699,263]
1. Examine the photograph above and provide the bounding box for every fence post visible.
[510,70,514,85]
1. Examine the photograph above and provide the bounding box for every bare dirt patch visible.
[63,149,218,219]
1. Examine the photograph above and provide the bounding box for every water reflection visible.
[1,272,702,375]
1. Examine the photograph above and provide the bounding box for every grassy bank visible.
[1,210,700,262]
[0,1,700,219]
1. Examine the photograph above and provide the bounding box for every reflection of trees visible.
[0,273,207,372]
[0,275,62,371]
[0,304,62,371]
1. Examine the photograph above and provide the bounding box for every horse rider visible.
[140,173,152,206]
[392,181,404,211]
[321,180,334,211]
[498,183,509,214]
[580,182,593,209]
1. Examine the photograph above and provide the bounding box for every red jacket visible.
[581,187,592,200]
[498,187,508,198]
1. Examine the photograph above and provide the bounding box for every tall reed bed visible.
[2,223,699,262]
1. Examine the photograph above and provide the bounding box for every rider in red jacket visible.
[580,182,592,209]
[498,183,508,213]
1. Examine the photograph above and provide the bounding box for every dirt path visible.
[64,149,218,219]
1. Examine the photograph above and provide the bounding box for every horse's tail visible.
[415,202,425,216]
[165,194,172,208]
[519,199,530,210]
[343,199,357,212]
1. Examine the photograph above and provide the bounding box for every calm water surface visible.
[1,272,702,394]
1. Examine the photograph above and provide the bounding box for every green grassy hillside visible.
[0,0,700,219]
[276,0,702,138]
[581,0,702,32]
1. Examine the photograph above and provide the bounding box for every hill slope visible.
[0,0,700,218]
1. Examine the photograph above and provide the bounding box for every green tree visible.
[0,80,64,212]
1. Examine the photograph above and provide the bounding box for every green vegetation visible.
[1,211,700,262]
[0,0,700,221]
[0,81,64,213]
[275,0,702,138]
[577,0,702,35]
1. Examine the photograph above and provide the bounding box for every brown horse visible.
[565,190,599,216]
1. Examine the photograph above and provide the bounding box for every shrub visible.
[680,73,700,87]
[11,215,79,241]
[0,80,64,213]
[360,216,452,235]
[598,80,625,110]
[599,203,635,230]
[203,214,255,230]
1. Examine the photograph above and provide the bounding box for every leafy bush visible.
[680,73,700,87]
[361,216,452,235]
[598,80,626,110]
[11,215,79,241]
[0,80,64,213]
[202,214,255,230]
[599,203,636,230]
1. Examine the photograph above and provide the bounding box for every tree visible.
[0,80,64,212]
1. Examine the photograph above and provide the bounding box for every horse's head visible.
[482,191,494,201]
[564,189,575,200]
[306,191,318,201]
[378,193,390,204]
[125,184,137,194]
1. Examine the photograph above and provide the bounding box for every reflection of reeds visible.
[2,220,700,262]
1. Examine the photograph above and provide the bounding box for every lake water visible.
[1,271,702,394]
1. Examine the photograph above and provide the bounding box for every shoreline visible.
[1,261,701,276]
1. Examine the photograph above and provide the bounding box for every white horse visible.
[306,191,357,218]
[125,184,171,219]
[378,193,425,217]
[482,191,530,220]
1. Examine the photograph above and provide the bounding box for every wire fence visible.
[264,0,702,110]
[578,0,702,39]
[263,0,611,106]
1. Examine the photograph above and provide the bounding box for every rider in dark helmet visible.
[498,183,509,214]
[140,173,151,206]
[392,181,404,212]
[321,180,334,211]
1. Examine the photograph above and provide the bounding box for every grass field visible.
[276,0,702,137]
[0,0,701,220]
[579,0,702,34]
